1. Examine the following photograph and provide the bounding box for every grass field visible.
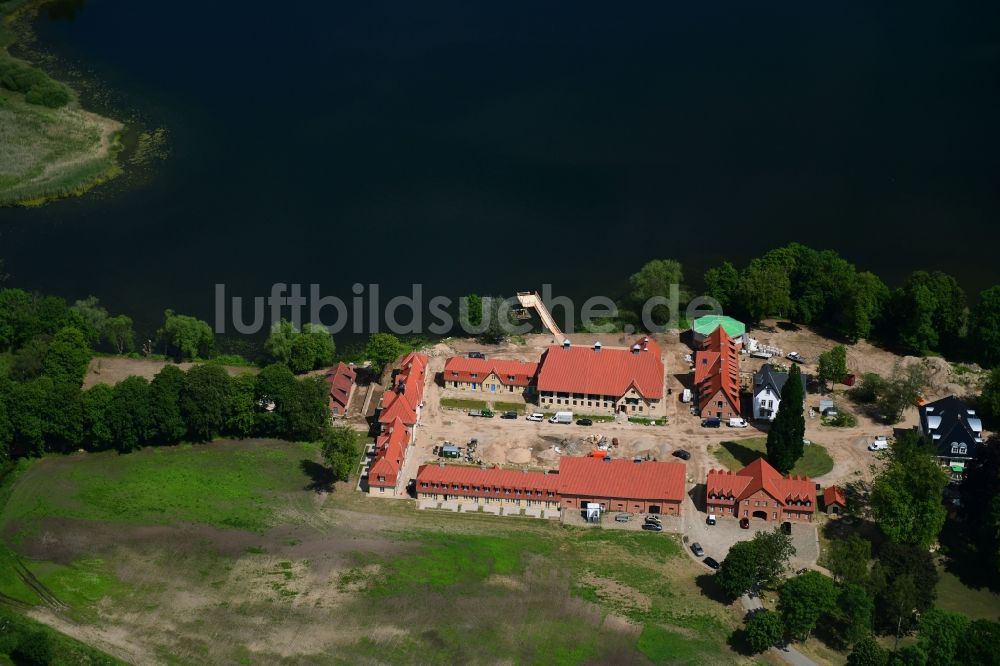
[0,440,757,664]
[440,397,489,411]
[935,567,1000,621]
[0,1,123,206]
[711,437,834,478]
[493,400,526,413]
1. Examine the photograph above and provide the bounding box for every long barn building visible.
[416,456,686,516]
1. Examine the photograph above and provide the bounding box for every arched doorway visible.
[752,510,767,520]
[782,522,792,534]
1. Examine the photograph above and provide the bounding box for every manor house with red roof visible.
[705,458,816,524]
[536,337,664,416]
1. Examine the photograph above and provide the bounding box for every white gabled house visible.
[752,365,805,421]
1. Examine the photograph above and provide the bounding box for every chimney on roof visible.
[632,344,641,354]
[562,338,571,350]
[642,337,649,350]
[593,341,602,352]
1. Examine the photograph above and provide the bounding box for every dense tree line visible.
[622,243,1000,367]
[0,288,361,465]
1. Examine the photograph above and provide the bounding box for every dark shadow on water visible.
[299,459,334,493]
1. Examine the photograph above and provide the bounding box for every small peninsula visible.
[0,0,122,206]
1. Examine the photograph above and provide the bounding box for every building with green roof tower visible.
[692,315,746,347]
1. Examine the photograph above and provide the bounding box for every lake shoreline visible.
[0,0,124,207]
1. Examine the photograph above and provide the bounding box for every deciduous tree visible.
[103,315,134,355]
[365,332,404,377]
[870,431,947,546]
[917,608,968,666]
[745,609,784,653]
[818,345,848,390]
[43,326,91,387]
[827,534,871,586]
[147,365,187,444]
[778,571,838,640]
[159,309,215,360]
[629,259,687,327]
[180,364,234,441]
[847,635,887,666]
[704,262,739,309]
[323,426,361,482]
[106,376,153,453]
[969,285,1000,367]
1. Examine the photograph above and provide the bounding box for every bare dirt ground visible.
[83,357,258,388]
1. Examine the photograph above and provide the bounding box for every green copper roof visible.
[692,315,746,337]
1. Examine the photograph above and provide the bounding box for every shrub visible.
[0,58,70,108]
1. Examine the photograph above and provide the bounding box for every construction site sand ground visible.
[398,323,989,495]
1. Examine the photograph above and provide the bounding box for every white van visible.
[681,388,693,403]
[526,413,545,422]
[728,418,749,428]
[549,411,573,424]
[868,436,889,451]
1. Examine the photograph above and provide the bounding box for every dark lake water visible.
[1,1,999,341]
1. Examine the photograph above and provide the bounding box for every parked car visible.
[691,542,705,557]
[645,515,661,525]
[868,438,889,451]
[701,417,721,428]
[739,517,750,529]
[787,352,805,363]
[728,418,749,428]
[672,449,691,460]
[500,411,518,419]
[526,413,544,422]
[614,513,631,523]
[468,351,487,359]
[641,522,663,532]
[549,411,573,424]
[706,514,717,526]
[703,557,721,570]
[680,388,693,403]
[577,418,593,426]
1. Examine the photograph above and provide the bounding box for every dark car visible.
[641,522,663,532]
[739,517,750,529]
[500,411,518,419]
[703,557,721,570]
[576,418,593,426]
[468,351,487,359]
[672,449,691,460]
[691,542,705,557]
[701,417,721,428]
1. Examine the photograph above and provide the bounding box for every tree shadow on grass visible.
[300,459,334,493]
[694,573,731,605]
[726,627,756,657]
[719,441,766,468]
[938,519,1000,593]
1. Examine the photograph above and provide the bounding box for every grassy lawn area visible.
[710,437,834,478]
[935,567,1000,621]
[0,439,753,664]
[493,401,526,413]
[1,439,321,533]
[439,397,489,411]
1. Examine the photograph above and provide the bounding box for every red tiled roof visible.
[824,485,846,507]
[443,357,538,387]
[707,457,816,506]
[416,464,560,496]
[378,353,428,425]
[705,469,752,498]
[696,327,740,415]
[558,457,685,503]
[326,362,356,410]
[536,338,663,399]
